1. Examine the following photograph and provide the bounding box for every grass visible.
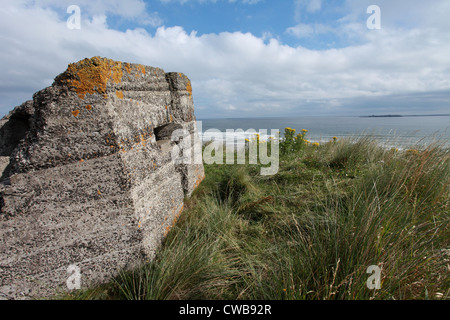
[63,132,449,300]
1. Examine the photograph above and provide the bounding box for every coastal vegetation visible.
[64,130,449,300]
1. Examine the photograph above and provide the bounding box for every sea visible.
[197,115,450,150]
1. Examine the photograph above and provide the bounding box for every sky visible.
[1,0,449,119]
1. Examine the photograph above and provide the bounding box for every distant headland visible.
[360,114,450,118]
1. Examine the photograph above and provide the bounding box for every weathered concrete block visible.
[0,57,205,299]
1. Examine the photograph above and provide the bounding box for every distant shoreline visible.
[198,114,450,121]
[360,114,450,118]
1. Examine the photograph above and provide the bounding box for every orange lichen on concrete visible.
[85,104,92,110]
[140,134,147,147]
[192,173,205,190]
[72,110,80,117]
[111,62,123,83]
[116,90,124,99]
[169,114,173,122]
[61,57,124,100]
[164,204,184,237]
[114,128,153,156]
[125,63,132,74]
[137,64,146,75]
[191,166,205,190]
[186,81,193,98]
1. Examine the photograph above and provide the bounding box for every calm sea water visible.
[197,116,450,149]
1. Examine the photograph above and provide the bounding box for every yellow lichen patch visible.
[111,62,123,83]
[72,110,80,117]
[169,114,173,122]
[125,63,132,74]
[85,104,92,110]
[140,134,147,147]
[186,80,193,98]
[61,57,124,100]
[115,90,124,99]
[97,190,102,195]
[137,64,146,75]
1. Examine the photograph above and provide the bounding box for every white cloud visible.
[31,0,147,18]
[306,0,321,13]
[26,0,164,26]
[286,24,314,38]
[286,23,334,38]
[0,0,449,118]
[294,0,323,22]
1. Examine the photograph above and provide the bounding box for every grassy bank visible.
[65,131,449,300]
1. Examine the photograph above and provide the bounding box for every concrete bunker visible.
[0,57,205,299]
